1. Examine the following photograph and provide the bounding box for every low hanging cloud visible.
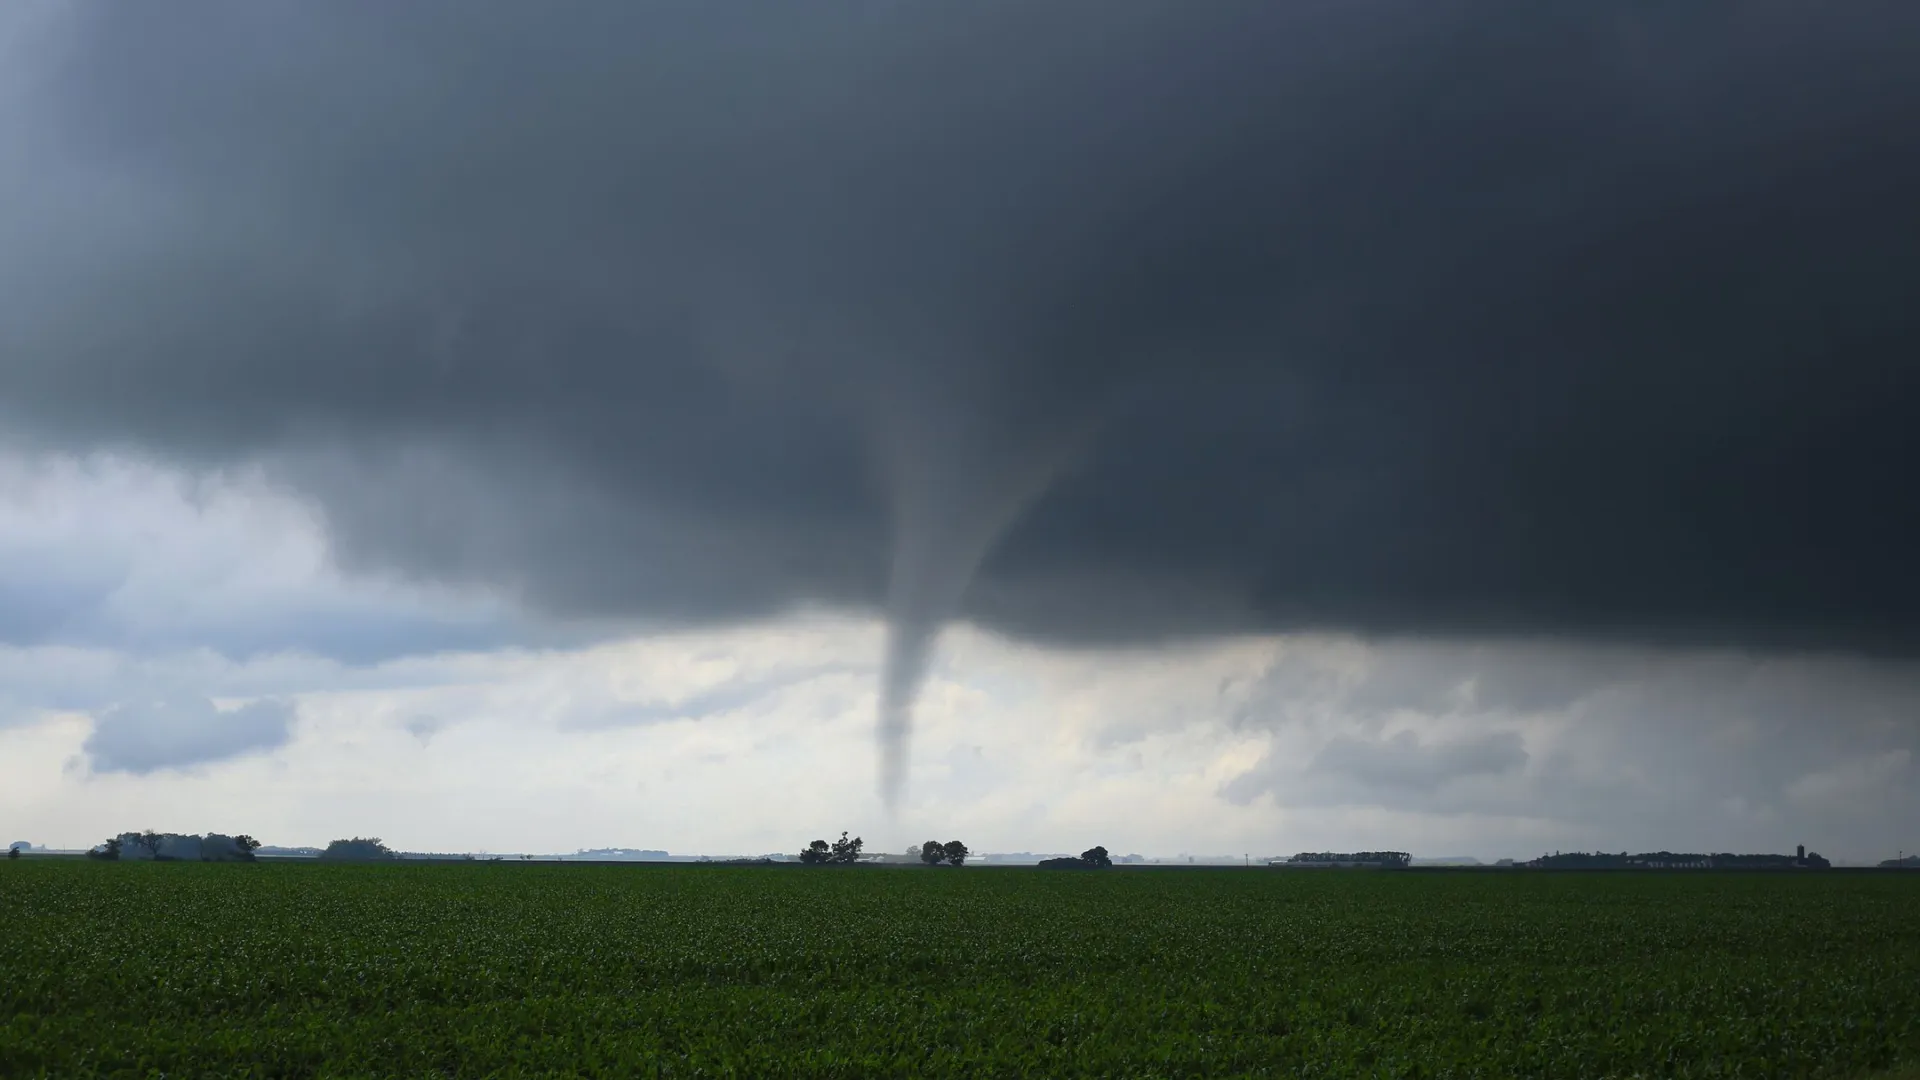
[84,697,296,774]
[3,4,1919,796]
[1218,638,1920,852]
[1309,731,1530,797]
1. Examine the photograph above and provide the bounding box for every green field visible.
[3,860,1917,1078]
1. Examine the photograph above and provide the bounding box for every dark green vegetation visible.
[798,832,865,865]
[917,840,970,867]
[1528,849,1831,871]
[4,861,1917,1078]
[1039,845,1114,870]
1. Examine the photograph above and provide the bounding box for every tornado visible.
[869,381,1141,811]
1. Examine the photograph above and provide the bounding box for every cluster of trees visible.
[1039,846,1113,870]
[85,833,262,862]
[799,832,865,865]
[320,837,397,861]
[1527,849,1831,870]
[795,834,976,866]
[1284,851,1412,868]
[78,834,408,862]
[913,840,970,867]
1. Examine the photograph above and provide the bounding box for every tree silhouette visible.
[1039,845,1115,870]
[920,839,948,866]
[829,832,864,864]
[321,837,396,860]
[799,832,867,865]
[134,832,166,859]
[941,840,970,867]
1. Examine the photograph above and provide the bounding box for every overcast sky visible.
[2,4,1916,860]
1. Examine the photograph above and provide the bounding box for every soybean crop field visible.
[3,860,1917,1078]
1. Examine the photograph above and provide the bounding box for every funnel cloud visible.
[3,3,1919,800]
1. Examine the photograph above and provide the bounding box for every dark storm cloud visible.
[4,3,1920,755]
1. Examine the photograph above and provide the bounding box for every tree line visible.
[794,834,1114,869]
[796,833,975,865]
[85,832,262,862]
[1038,846,1113,869]
[1525,849,1832,870]
[1282,851,1412,868]
[79,834,403,861]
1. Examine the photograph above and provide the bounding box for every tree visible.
[919,840,947,866]
[6,846,17,860]
[321,837,396,860]
[941,840,970,867]
[799,832,865,865]
[87,837,122,861]
[1039,845,1113,870]
[232,835,262,861]
[905,843,923,860]
[134,832,166,860]
[829,831,864,865]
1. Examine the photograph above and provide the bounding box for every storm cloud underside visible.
[3,4,1919,799]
